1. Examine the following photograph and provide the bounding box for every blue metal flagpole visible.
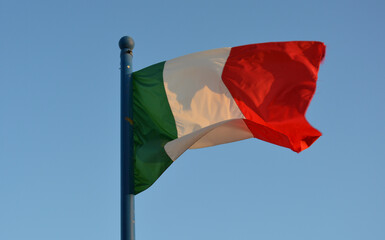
[119,36,135,240]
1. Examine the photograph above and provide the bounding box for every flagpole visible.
[119,36,135,240]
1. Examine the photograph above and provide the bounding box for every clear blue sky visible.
[1,0,384,239]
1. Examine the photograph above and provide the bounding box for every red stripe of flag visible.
[222,41,325,152]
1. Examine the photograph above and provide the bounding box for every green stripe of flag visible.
[133,61,178,194]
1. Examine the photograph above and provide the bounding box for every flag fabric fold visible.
[132,41,325,194]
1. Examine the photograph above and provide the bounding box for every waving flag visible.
[132,41,325,194]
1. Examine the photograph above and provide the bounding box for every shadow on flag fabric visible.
[132,41,326,194]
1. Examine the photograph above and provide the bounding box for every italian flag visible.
[132,41,325,194]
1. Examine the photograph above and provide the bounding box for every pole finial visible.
[119,36,135,51]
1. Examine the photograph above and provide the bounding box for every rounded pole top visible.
[119,36,135,50]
